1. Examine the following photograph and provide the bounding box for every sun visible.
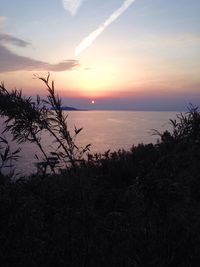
[91,100,95,104]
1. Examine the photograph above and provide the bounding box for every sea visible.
[0,110,179,175]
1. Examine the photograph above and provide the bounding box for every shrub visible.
[0,74,90,174]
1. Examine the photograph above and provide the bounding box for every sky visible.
[0,0,200,110]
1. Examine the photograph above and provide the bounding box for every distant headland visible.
[51,106,84,111]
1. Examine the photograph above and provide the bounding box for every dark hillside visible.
[1,79,200,266]
[0,107,200,266]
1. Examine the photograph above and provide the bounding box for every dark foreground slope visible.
[0,108,200,267]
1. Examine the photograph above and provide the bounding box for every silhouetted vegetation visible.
[0,74,90,174]
[0,78,200,266]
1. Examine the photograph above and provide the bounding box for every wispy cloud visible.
[0,33,79,72]
[62,0,83,15]
[75,0,136,55]
[0,33,30,47]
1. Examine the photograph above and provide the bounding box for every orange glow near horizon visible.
[0,62,199,100]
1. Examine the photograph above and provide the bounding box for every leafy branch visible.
[0,74,91,174]
[0,136,21,176]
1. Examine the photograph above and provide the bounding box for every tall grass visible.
[0,74,90,175]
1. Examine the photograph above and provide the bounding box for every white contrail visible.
[75,0,136,55]
[62,0,83,16]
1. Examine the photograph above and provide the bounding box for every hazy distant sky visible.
[0,0,200,110]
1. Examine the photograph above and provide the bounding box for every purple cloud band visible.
[0,33,79,72]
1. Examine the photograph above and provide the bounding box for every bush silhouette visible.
[0,74,90,175]
[0,77,200,266]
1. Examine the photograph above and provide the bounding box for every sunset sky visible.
[0,0,200,110]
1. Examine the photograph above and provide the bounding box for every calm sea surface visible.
[0,110,178,175]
